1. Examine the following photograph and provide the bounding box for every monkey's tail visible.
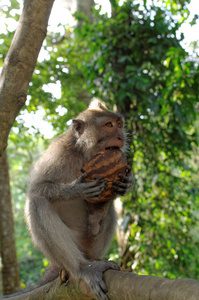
[0,264,60,299]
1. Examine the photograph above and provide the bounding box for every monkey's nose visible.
[117,133,124,141]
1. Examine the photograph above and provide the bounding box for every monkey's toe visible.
[60,268,69,284]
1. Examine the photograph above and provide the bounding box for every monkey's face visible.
[72,111,126,159]
[97,118,125,150]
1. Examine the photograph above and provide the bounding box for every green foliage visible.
[125,153,199,278]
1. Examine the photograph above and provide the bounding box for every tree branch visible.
[1,269,199,300]
[0,0,55,156]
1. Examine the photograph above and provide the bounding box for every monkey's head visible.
[71,99,126,159]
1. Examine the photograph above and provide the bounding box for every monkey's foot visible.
[80,260,120,300]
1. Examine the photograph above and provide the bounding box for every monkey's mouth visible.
[105,146,120,150]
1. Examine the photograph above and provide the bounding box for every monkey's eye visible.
[105,122,113,127]
[117,121,122,128]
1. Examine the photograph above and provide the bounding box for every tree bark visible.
[0,0,55,156]
[77,0,94,23]
[0,269,199,300]
[76,0,94,105]
[0,152,20,295]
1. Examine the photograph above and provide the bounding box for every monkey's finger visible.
[87,196,101,201]
[76,173,87,183]
[113,181,132,193]
[94,260,120,272]
[118,174,131,182]
[92,176,104,182]
[113,184,127,190]
[94,276,108,294]
[84,177,104,188]
[84,277,109,300]
[87,181,107,191]
[92,180,107,189]
[85,184,107,199]
[119,174,135,187]
[126,165,132,173]
[112,185,127,195]
[93,284,110,300]
[85,192,103,199]
[102,261,120,272]
[94,265,120,299]
[95,291,110,300]
[113,180,128,188]
[94,176,104,184]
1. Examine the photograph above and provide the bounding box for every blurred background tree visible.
[0,0,198,292]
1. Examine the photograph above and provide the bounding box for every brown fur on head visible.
[88,98,108,111]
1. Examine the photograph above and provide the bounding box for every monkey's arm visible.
[30,175,107,203]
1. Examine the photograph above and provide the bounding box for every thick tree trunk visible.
[0,152,20,295]
[0,0,55,156]
[76,0,94,105]
[0,259,2,294]
[0,0,56,293]
[77,0,94,22]
[0,269,199,300]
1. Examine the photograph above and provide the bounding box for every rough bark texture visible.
[0,152,20,295]
[1,269,199,300]
[0,0,55,156]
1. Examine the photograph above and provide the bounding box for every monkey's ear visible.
[72,119,85,136]
[88,98,108,111]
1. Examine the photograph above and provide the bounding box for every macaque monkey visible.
[24,99,134,300]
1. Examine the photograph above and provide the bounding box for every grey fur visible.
[23,100,134,300]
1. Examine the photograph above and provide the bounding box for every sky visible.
[48,0,199,54]
[1,0,198,55]
[179,0,199,52]
[1,0,199,138]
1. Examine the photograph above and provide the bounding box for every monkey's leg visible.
[25,197,117,300]
[25,196,88,274]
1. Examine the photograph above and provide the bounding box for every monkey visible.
[23,99,134,300]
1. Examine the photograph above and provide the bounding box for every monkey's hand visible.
[112,167,135,196]
[70,175,107,201]
[80,260,120,300]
